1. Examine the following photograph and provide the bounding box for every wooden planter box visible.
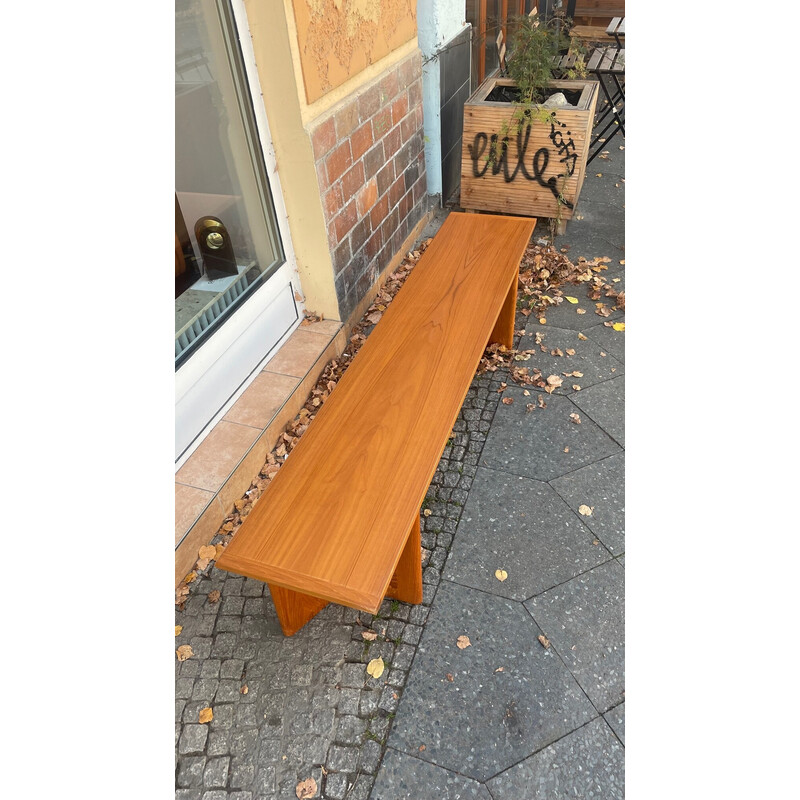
[460,77,598,225]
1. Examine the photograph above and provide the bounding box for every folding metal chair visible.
[586,45,624,162]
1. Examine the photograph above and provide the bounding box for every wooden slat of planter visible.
[215,212,536,614]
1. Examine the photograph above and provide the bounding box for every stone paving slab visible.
[570,376,625,447]
[517,325,624,394]
[604,702,625,746]
[443,466,610,601]
[387,580,595,782]
[480,385,622,482]
[371,748,492,799]
[524,285,623,330]
[550,452,625,555]
[525,558,625,712]
[485,717,625,799]
[558,199,625,260]
[583,319,625,363]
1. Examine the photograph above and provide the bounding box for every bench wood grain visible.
[215,212,536,635]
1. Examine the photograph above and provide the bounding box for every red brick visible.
[341,161,365,201]
[383,125,401,159]
[326,140,352,184]
[333,199,358,243]
[356,178,378,218]
[389,176,404,209]
[323,184,343,221]
[372,106,393,139]
[400,113,416,145]
[311,116,336,161]
[350,121,374,162]
[408,77,423,108]
[398,56,416,90]
[358,84,382,120]
[380,71,399,104]
[365,229,383,262]
[370,192,390,230]
[399,188,412,221]
[376,162,395,197]
[363,141,385,180]
[334,101,360,140]
[391,94,409,127]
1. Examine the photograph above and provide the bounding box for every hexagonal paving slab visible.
[387,581,595,782]
[550,452,625,554]
[516,325,624,395]
[583,319,625,363]
[486,717,624,799]
[570,376,625,446]
[371,748,492,799]
[480,386,622,481]
[444,466,610,600]
[526,559,625,712]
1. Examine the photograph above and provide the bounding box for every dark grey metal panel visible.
[438,27,471,204]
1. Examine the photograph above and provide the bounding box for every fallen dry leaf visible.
[199,707,213,724]
[495,569,508,582]
[572,385,581,391]
[578,504,593,516]
[526,403,536,412]
[446,673,454,682]
[240,684,249,695]
[295,777,317,799]
[538,635,551,649]
[366,657,385,679]
[456,635,471,649]
[570,413,582,424]
[196,558,210,572]
[565,296,579,304]
[184,572,197,584]
[208,589,221,604]
[495,667,505,672]
[423,509,432,517]
[419,745,426,752]
[198,545,216,561]
[576,308,586,315]
[175,626,182,637]
[577,333,588,341]
[565,348,576,356]
[502,397,513,405]
[564,447,570,452]
[176,645,194,662]
[361,631,378,641]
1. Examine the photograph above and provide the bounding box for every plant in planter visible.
[460,14,598,233]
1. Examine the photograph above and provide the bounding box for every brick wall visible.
[310,51,428,322]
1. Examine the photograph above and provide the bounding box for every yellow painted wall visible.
[290,0,417,104]
[242,0,419,319]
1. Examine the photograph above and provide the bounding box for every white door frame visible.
[175,0,305,469]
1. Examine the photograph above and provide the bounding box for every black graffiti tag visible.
[468,114,575,209]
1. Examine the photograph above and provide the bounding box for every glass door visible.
[175,0,299,461]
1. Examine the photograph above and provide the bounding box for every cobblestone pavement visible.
[175,146,624,799]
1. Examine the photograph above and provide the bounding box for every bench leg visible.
[385,513,423,605]
[489,275,518,349]
[268,584,329,637]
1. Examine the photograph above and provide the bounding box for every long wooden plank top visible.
[216,212,536,613]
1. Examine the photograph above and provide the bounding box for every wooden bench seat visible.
[215,212,536,635]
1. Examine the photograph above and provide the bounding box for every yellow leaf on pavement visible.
[367,657,385,679]
[495,569,508,582]
[198,545,216,560]
[612,322,625,331]
[456,635,471,649]
[199,707,213,724]
[295,777,318,799]
[176,645,194,662]
[175,626,183,637]
[565,296,579,304]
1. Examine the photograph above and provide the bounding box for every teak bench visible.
[215,212,537,635]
